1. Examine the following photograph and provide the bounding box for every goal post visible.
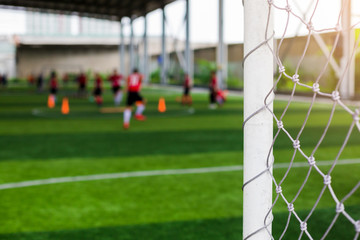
[243,0,360,239]
[243,0,274,239]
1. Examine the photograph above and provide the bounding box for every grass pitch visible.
[0,86,359,239]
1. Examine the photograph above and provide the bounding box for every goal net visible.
[243,0,360,239]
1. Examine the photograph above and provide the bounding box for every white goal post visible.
[243,0,274,239]
[243,0,360,239]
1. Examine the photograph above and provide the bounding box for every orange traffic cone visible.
[158,97,166,113]
[61,97,70,115]
[48,95,55,108]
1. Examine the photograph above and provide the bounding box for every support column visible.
[243,0,273,239]
[161,6,167,85]
[340,0,355,99]
[143,15,149,83]
[185,0,191,78]
[78,15,83,35]
[217,0,226,89]
[129,17,135,74]
[119,19,126,75]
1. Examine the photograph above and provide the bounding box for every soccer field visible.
[0,87,359,239]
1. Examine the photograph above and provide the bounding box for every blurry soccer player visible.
[36,73,44,92]
[123,68,146,130]
[109,69,123,106]
[93,73,103,106]
[181,73,192,106]
[77,72,87,97]
[209,70,218,109]
[49,71,58,103]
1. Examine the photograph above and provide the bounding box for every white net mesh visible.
[243,0,360,239]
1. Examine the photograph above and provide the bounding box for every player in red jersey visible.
[49,71,58,103]
[93,73,103,106]
[181,73,192,106]
[123,68,146,129]
[77,71,87,97]
[209,70,218,109]
[108,69,123,106]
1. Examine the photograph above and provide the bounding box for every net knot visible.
[292,74,299,83]
[279,65,286,73]
[332,91,340,101]
[307,22,314,32]
[312,83,320,93]
[308,156,316,166]
[267,0,273,4]
[335,24,341,32]
[336,203,345,213]
[300,222,307,231]
[293,140,300,149]
[353,109,360,122]
[324,175,331,185]
[355,220,360,232]
[288,203,294,212]
[285,5,292,12]
[276,186,282,194]
[277,121,284,129]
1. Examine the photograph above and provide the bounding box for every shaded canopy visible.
[0,0,176,20]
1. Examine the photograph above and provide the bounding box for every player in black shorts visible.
[112,85,120,94]
[127,91,143,106]
[93,73,103,106]
[123,69,146,129]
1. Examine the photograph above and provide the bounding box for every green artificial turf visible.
[0,86,359,239]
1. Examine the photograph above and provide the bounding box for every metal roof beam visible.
[0,0,176,20]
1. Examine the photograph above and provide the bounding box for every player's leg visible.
[185,88,192,106]
[209,88,217,109]
[51,88,57,103]
[114,90,123,106]
[186,95,192,106]
[123,92,135,129]
[134,93,146,121]
[80,84,85,96]
[99,89,103,105]
[135,104,145,120]
[181,87,188,105]
[181,94,186,105]
[94,88,102,106]
[123,107,132,129]
[96,96,102,106]
[97,94,103,106]
[112,86,119,105]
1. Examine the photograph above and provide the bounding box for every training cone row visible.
[158,97,166,113]
[47,95,70,115]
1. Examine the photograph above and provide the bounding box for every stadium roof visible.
[0,0,176,20]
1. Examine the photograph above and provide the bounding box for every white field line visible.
[0,159,360,191]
